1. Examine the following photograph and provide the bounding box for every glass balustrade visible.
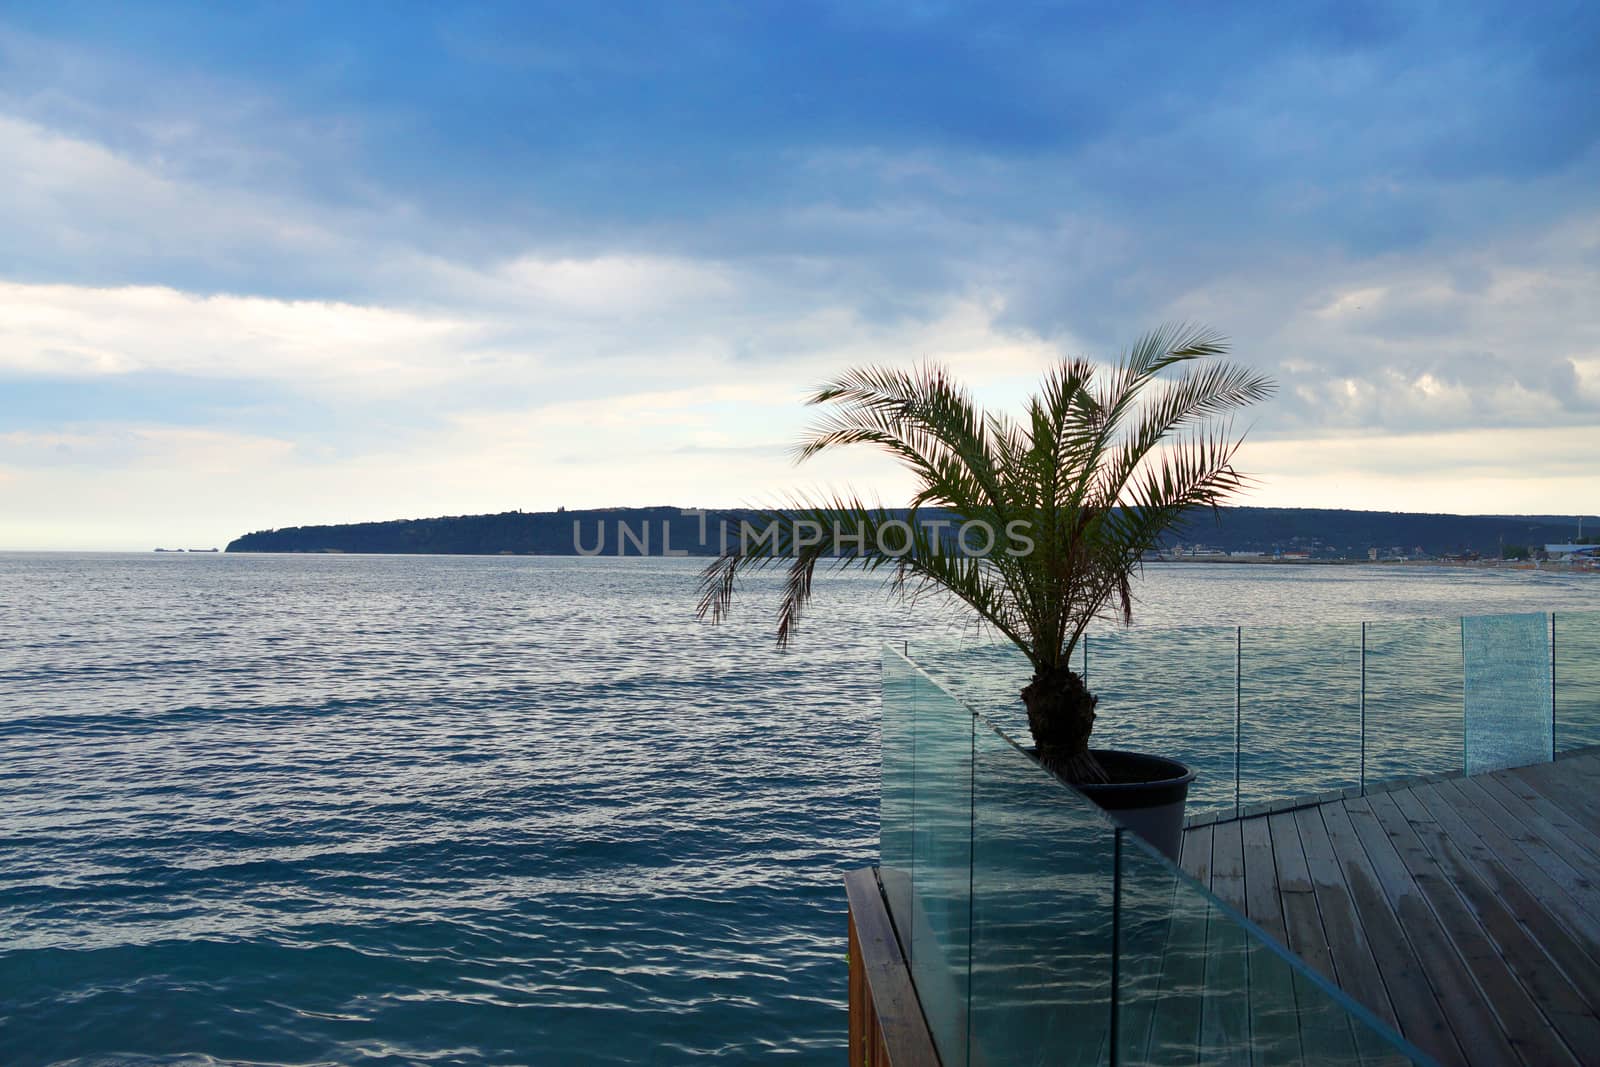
[879,643,1437,1065]
[1554,611,1600,752]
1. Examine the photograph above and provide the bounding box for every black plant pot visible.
[1072,749,1195,862]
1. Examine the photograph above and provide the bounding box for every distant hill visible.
[227,507,730,557]
[1167,506,1595,559]
[226,506,1598,560]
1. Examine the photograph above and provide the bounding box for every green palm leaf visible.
[696,323,1275,781]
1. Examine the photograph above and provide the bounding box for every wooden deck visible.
[1182,751,1600,1066]
[845,868,942,1066]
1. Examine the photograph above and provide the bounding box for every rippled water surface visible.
[2,553,1595,1065]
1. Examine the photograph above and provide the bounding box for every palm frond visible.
[698,323,1274,673]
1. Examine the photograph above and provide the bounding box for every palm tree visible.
[697,324,1274,783]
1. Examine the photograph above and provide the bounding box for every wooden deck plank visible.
[1476,771,1600,871]
[1337,794,1533,1065]
[1363,790,1589,1065]
[1267,812,1313,894]
[1408,780,1600,966]
[1172,753,1600,1067]
[1200,819,1251,1060]
[1290,805,1407,1038]
[1447,777,1600,908]
[1535,750,1600,788]
[1234,815,1305,1066]
[1401,790,1600,1023]
[1258,811,1369,1067]
[1181,822,1213,889]
[1210,819,1246,911]
[1318,800,1478,1065]
[1241,814,1285,943]
[844,868,942,1067]
[1422,778,1600,965]
[1512,761,1600,841]
[1267,811,1339,982]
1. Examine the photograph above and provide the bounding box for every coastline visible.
[1146,556,1597,572]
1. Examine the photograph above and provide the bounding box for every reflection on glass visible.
[908,667,974,1066]
[1363,617,1463,785]
[1115,832,1417,1065]
[1239,622,1362,808]
[909,636,1033,740]
[1554,611,1600,753]
[883,635,1485,1066]
[1084,626,1239,818]
[970,719,1114,1065]
[880,645,917,937]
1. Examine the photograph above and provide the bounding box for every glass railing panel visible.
[1115,831,1420,1065]
[909,636,1032,739]
[906,662,975,1066]
[1239,621,1363,810]
[1083,626,1240,819]
[1362,617,1463,786]
[1115,828,1246,1065]
[880,645,918,937]
[1554,611,1600,753]
[969,718,1115,1066]
[1462,612,1552,774]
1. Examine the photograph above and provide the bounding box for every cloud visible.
[0,281,480,392]
[0,424,295,473]
[0,112,367,296]
[1249,424,1600,514]
[0,274,1069,548]
[495,255,737,316]
[2,3,1599,548]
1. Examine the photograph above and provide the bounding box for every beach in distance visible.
[1,553,1596,1065]
[1144,555,1597,570]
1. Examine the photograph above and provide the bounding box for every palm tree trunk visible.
[1021,667,1109,784]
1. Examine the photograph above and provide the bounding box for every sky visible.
[1,2,1597,550]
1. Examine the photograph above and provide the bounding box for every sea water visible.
[2,553,1595,1065]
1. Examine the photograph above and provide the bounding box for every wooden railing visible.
[844,868,941,1066]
